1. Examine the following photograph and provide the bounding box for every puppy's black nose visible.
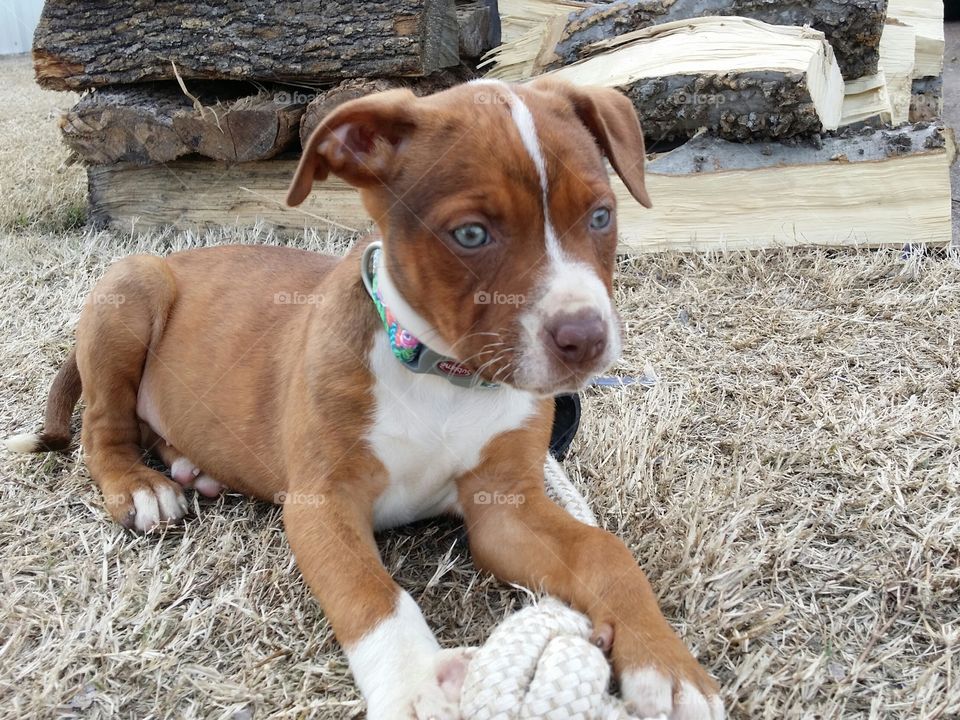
[545,312,607,364]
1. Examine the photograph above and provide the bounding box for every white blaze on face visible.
[472,80,621,390]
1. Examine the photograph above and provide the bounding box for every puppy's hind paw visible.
[104,473,188,533]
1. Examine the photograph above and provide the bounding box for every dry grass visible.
[1,54,959,720]
[0,55,84,231]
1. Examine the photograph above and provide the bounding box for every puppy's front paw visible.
[621,664,723,720]
[368,647,473,720]
[411,647,473,720]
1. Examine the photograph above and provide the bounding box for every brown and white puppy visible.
[6,79,723,719]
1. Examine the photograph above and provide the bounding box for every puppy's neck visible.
[360,241,500,391]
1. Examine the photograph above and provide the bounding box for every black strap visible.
[549,394,581,461]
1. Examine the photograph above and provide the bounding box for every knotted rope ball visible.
[457,457,640,720]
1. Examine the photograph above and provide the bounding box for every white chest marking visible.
[365,333,536,530]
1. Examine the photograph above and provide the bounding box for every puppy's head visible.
[288,78,651,396]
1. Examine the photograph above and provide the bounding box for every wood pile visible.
[35,0,952,250]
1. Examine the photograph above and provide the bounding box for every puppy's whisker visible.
[448,331,502,354]
[474,346,515,381]
[456,345,503,373]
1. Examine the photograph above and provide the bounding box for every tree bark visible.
[61,83,304,165]
[909,75,942,122]
[34,0,460,91]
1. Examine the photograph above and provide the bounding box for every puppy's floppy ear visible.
[286,88,418,207]
[531,77,652,209]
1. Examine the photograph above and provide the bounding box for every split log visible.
[887,0,945,77]
[879,21,917,125]
[88,158,368,234]
[840,72,892,127]
[61,84,304,165]
[86,124,952,249]
[486,0,885,80]
[457,0,502,59]
[34,0,460,92]
[615,123,952,252]
[910,76,943,122]
[544,17,844,143]
[299,70,474,148]
[497,0,589,45]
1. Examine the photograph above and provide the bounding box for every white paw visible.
[412,647,473,719]
[366,648,472,720]
[411,683,461,720]
[621,668,724,720]
[131,483,187,532]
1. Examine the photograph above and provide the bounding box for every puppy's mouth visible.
[513,356,614,396]
[464,338,616,396]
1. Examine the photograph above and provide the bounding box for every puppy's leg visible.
[459,475,724,720]
[283,485,470,720]
[77,256,187,532]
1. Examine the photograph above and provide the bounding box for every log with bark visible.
[34,0,460,91]
[457,0,502,59]
[486,0,885,80]
[86,124,953,249]
[616,123,952,251]
[544,17,844,142]
[61,84,304,165]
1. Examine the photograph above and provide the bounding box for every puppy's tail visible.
[6,349,82,453]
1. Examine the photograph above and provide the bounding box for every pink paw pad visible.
[169,457,224,497]
[194,474,223,497]
[170,457,200,486]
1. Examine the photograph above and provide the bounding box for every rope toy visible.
[457,457,640,720]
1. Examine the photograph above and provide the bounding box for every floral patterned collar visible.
[360,241,498,389]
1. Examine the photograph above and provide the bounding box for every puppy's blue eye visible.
[590,207,612,230]
[452,223,489,248]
